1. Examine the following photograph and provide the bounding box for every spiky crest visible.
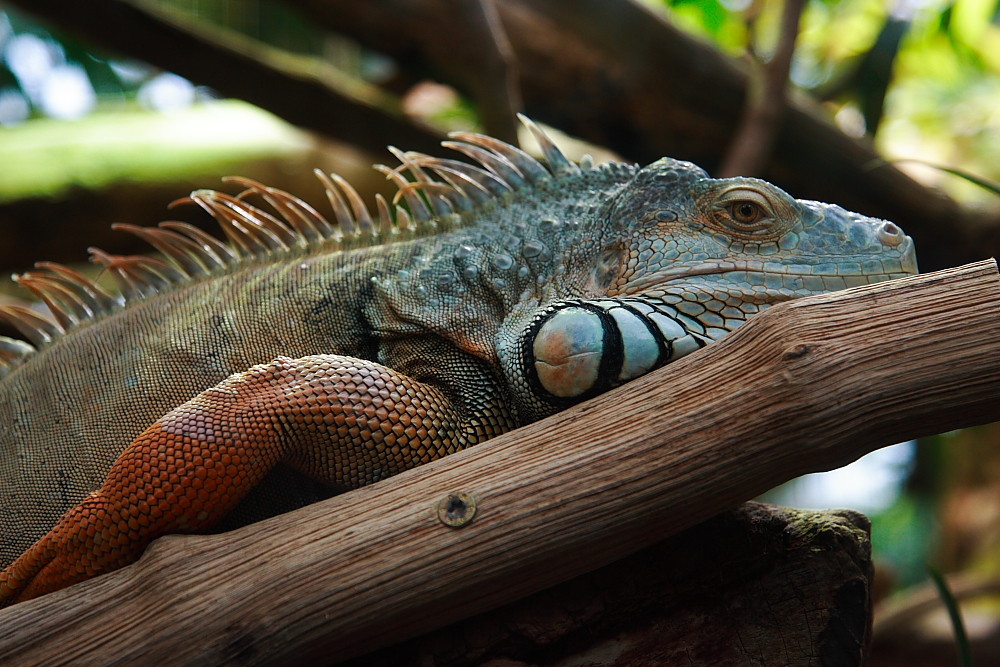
[0,118,592,376]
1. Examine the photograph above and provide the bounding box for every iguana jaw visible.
[613,247,918,297]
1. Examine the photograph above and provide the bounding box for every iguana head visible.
[604,157,916,301]
[509,155,917,418]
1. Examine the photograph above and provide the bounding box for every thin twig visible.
[719,0,807,177]
[457,0,522,142]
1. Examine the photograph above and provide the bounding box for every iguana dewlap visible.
[0,117,917,605]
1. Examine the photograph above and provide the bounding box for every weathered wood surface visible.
[0,260,998,664]
[351,502,873,666]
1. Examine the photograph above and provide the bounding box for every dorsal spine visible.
[0,119,589,375]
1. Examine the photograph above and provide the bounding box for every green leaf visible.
[868,158,1000,197]
[927,567,973,667]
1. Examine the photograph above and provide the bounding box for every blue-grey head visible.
[505,152,918,418]
[600,157,917,328]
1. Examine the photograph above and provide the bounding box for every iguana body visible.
[0,119,916,605]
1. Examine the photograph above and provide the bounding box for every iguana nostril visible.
[877,222,904,246]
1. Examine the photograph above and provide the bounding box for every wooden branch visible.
[0,261,997,664]
[435,0,522,142]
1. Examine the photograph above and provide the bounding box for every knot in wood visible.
[437,492,477,528]
[781,343,811,361]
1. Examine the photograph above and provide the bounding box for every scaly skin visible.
[2,355,487,601]
[0,122,917,605]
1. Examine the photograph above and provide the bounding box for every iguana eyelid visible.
[707,185,794,235]
[716,187,772,207]
[716,188,775,217]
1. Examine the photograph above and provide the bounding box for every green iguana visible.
[0,117,916,606]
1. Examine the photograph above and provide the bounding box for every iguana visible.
[0,117,916,606]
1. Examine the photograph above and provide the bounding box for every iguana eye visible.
[712,187,777,233]
[729,201,764,224]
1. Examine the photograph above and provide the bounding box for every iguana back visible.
[1,249,374,564]
[0,124,639,566]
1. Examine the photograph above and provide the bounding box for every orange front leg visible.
[0,354,489,606]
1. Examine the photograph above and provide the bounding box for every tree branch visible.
[0,260,997,664]
[5,0,445,158]
[718,0,807,177]
[353,503,874,665]
[435,0,522,142]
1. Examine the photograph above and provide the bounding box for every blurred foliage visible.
[0,101,309,201]
[0,6,165,121]
[660,0,1000,206]
[928,566,974,667]
[5,0,997,202]
[871,494,936,584]
[165,0,325,55]
[0,1,332,123]
[0,2,322,199]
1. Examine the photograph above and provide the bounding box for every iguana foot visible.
[0,492,138,605]
[0,412,285,606]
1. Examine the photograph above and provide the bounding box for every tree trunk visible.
[350,502,873,666]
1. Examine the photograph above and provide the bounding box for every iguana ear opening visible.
[591,245,624,291]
